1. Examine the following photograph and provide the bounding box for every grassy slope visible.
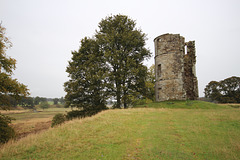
[0,101,240,160]
[134,100,230,109]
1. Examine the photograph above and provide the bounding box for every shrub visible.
[51,113,66,127]
[66,108,104,120]
[0,114,15,144]
[66,110,85,120]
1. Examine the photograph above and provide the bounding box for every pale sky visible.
[1,0,240,98]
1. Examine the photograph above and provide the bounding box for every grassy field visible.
[1,107,72,139]
[0,101,240,159]
[7,107,72,122]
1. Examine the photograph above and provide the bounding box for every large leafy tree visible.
[0,23,29,108]
[64,37,109,112]
[65,15,151,110]
[96,15,151,108]
[204,76,240,103]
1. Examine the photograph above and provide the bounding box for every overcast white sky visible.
[1,0,240,98]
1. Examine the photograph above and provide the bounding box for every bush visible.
[66,110,86,120]
[66,108,104,120]
[51,113,66,127]
[0,114,15,144]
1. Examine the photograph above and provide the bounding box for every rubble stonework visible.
[154,33,198,101]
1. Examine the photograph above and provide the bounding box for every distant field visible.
[7,108,72,122]
[1,108,72,139]
[0,101,239,160]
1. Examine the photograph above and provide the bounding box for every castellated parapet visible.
[154,33,198,101]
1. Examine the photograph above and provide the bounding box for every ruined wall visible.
[154,33,198,101]
[184,41,199,100]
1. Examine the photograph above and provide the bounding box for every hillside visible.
[0,101,240,159]
[134,100,230,109]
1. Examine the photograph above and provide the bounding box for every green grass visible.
[134,100,230,109]
[8,108,72,122]
[0,101,239,160]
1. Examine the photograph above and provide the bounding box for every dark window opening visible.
[158,88,161,99]
[157,64,161,77]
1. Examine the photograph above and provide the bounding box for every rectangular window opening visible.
[157,64,161,77]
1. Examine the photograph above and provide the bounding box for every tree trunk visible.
[116,81,121,108]
[123,83,127,109]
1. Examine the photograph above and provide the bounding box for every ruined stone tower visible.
[154,33,198,101]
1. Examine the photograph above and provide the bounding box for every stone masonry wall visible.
[184,41,199,100]
[154,33,198,101]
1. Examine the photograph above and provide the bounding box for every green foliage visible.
[65,14,151,110]
[145,64,155,101]
[0,23,29,108]
[66,108,107,120]
[34,96,40,105]
[59,97,64,105]
[51,113,66,127]
[18,96,34,107]
[66,110,85,120]
[204,76,240,103]
[53,98,59,105]
[0,114,15,144]
[39,101,50,110]
[64,37,109,112]
[96,14,151,108]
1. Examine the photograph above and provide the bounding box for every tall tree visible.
[0,23,29,108]
[64,37,109,112]
[96,15,151,108]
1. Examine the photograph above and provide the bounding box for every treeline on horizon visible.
[1,96,65,108]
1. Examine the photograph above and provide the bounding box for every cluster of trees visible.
[0,96,65,108]
[34,97,64,106]
[64,14,154,112]
[204,76,240,103]
[52,97,65,105]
